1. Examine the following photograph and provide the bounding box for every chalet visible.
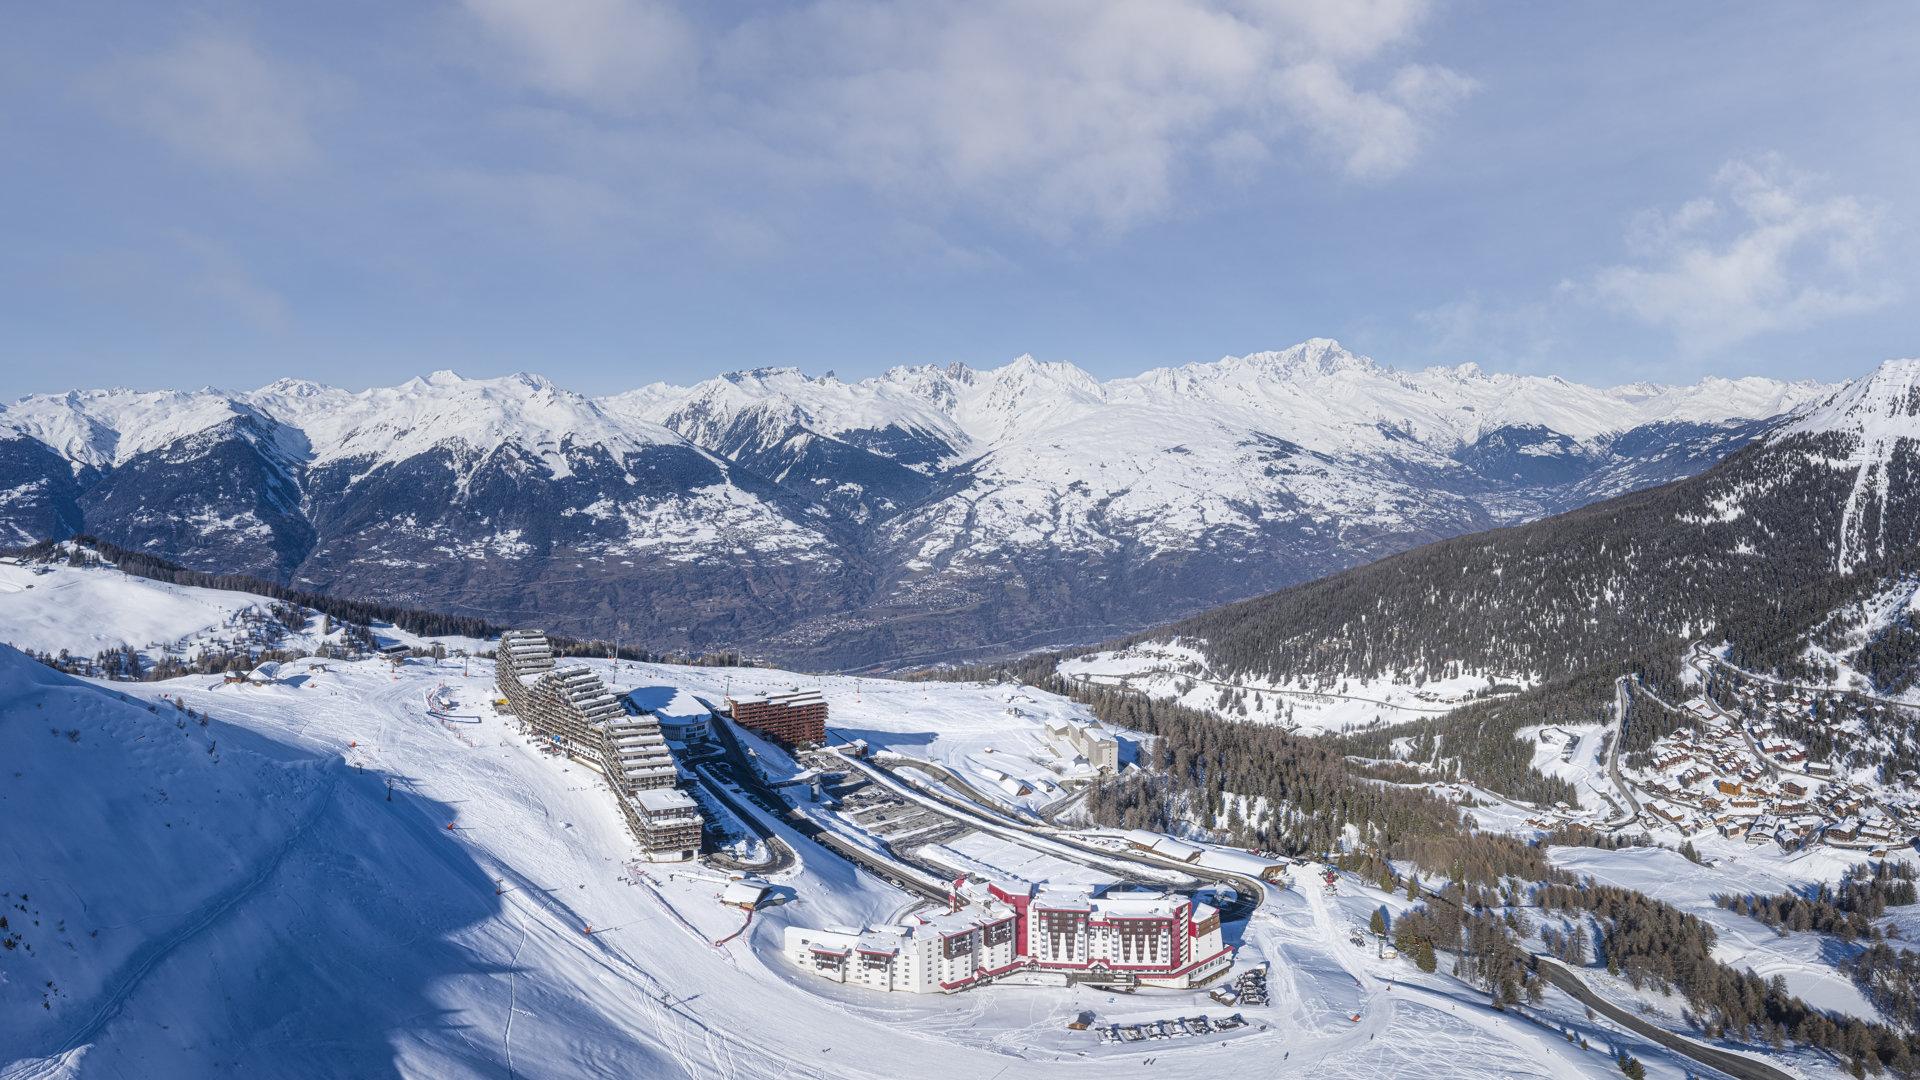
[721,878,772,910]
[1647,802,1687,825]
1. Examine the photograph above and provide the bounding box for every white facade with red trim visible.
[782,878,1230,994]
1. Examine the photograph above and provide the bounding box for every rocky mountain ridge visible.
[0,342,1833,668]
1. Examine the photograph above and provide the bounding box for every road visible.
[1682,646,1822,783]
[1691,640,1912,707]
[705,717,950,902]
[687,757,797,875]
[838,748,1269,923]
[1603,676,1643,828]
[1534,958,1797,1080]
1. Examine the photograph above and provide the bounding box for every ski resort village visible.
[6,545,1920,1079]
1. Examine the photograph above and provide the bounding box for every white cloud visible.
[96,29,327,175]
[1583,156,1893,351]
[457,0,1472,240]
[1273,59,1474,180]
[458,0,696,113]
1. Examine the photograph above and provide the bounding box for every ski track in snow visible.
[502,902,526,1080]
[2,773,341,1080]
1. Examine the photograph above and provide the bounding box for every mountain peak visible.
[1227,338,1379,378]
[254,377,334,398]
[1786,358,1920,440]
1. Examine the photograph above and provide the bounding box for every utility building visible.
[497,629,703,861]
[727,689,828,746]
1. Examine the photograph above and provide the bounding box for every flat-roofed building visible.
[1044,718,1120,773]
[783,878,1229,994]
[727,689,827,746]
[631,788,702,861]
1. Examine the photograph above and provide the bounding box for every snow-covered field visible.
[1551,841,1909,1025]
[0,632,1727,1079]
[1059,640,1511,734]
[1519,723,1617,815]
[0,560,322,662]
[0,559,483,664]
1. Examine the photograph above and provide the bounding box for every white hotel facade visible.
[783,879,1229,994]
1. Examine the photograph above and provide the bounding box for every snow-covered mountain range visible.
[0,341,1833,667]
[1093,355,1920,712]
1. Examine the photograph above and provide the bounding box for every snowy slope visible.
[0,632,1729,1079]
[0,560,315,662]
[1777,359,1920,573]
[0,647,337,1060]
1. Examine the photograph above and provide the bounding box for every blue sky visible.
[3,1,1913,396]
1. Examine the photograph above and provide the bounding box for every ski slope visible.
[0,559,482,666]
[0,560,317,662]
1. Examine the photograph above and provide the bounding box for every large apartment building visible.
[726,689,828,746]
[1043,718,1120,773]
[783,878,1230,994]
[497,629,702,861]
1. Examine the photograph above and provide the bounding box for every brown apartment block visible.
[727,689,828,746]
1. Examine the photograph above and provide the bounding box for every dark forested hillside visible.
[1141,429,1920,691]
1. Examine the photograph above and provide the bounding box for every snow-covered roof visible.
[628,687,715,728]
[721,879,769,906]
[730,688,826,708]
[633,788,699,814]
[1193,847,1287,877]
[1089,892,1180,919]
[1147,836,1203,862]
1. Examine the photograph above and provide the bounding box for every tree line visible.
[1715,862,1918,942]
